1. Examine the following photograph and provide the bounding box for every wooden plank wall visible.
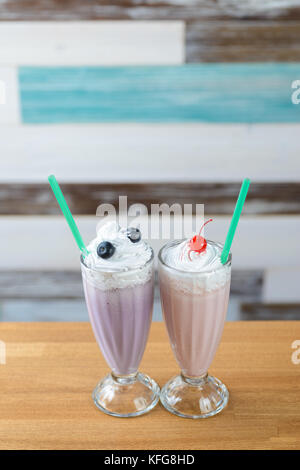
[1,183,299,215]
[0,0,299,321]
[1,124,299,183]
[18,64,300,124]
[1,1,300,62]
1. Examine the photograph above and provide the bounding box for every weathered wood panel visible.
[0,182,299,215]
[0,19,298,64]
[187,20,300,62]
[1,2,300,62]
[0,0,223,21]
[0,296,247,321]
[0,269,263,300]
[0,124,299,183]
[0,271,84,300]
[241,303,300,320]
[0,21,184,66]
[0,0,299,21]
[214,1,300,19]
[0,269,262,321]
[0,299,88,322]
[0,298,160,322]
[19,64,300,123]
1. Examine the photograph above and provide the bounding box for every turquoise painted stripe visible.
[19,64,300,124]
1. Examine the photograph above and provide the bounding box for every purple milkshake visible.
[82,266,154,376]
[81,222,160,417]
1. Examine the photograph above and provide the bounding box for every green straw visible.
[48,175,89,257]
[220,178,251,265]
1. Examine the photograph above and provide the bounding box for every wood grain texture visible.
[19,64,300,123]
[241,303,300,320]
[0,21,184,66]
[1,124,299,183]
[1,2,300,62]
[0,19,298,64]
[0,269,262,300]
[187,20,300,62]
[0,182,299,216]
[0,321,299,449]
[0,0,299,21]
[0,294,257,322]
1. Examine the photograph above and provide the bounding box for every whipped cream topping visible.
[85,222,152,272]
[162,239,223,273]
[82,222,153,290]
[160,239,231,294]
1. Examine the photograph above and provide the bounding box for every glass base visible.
[92,372,160,417]
[160,373,229,419]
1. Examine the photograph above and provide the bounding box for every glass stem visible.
[181,372,208,386]
[111,372,138,385]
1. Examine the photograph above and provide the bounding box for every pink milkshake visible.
[159,234,231,419]
[81,222,160,417]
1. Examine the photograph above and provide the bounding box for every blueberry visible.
[97,241,115,259]
[127,227,141,243]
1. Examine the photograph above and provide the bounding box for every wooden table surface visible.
[0,321,299,450]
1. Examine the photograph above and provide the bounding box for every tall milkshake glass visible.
[81,223,160,417]
[159,239,231,419]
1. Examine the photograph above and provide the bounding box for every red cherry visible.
[188,235,207,253]
[187,219,212,258]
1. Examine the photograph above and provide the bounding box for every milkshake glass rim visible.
[80,246,154,274]
[158,239,231,275]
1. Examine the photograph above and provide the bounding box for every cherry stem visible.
[198,218,213,236]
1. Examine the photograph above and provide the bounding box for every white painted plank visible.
[0,21,184,66]
[0,216,299,270]
[0,123,299,182]
[0,80,5,105]
[0,68,20,124]
[263,268,300,303]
